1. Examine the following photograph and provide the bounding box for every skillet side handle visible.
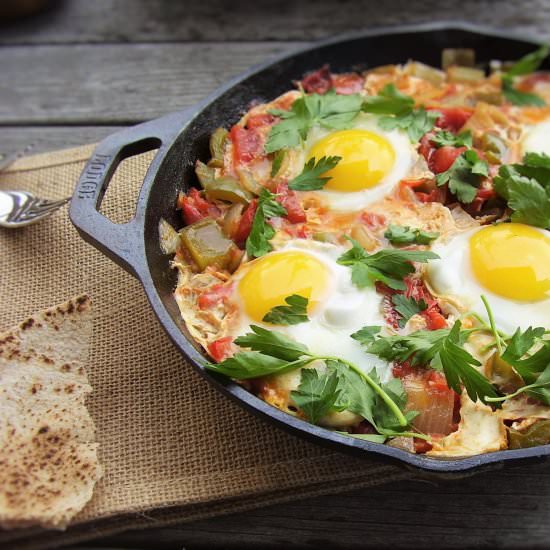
[69,116,181,278]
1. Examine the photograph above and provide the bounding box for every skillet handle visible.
[69,113,187,278]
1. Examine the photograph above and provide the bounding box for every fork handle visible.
[69,110,191,277]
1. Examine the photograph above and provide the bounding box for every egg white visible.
[230,239,392,381]
[520,117,550,157]
[302,114,416,211]
[425,226,550,333]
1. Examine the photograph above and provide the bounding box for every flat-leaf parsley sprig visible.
[501,45,549,107]
[265,91,364,153]
[205,325,422,437]
[337,237,439,291]
[288,155,341,191]
[362,83,440,142]
[493,151,550,229]
[245,188,287,258]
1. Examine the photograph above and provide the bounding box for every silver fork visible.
[0,146,70,228]
[0,190,70,228]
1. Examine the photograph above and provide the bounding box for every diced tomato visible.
[360,211,386,229]
[197,283,234,310]
[392,360,417,379]
[233,199,258,246]
[286,224,309,239]
[178,188,219,225]
[423,309,448,330]
[301,64,333,94]
[419,132,436,163]
[432,107,473,133]
[208,336,235,363]
[332,73,364,95]
[426,371,450,393]
[230,125,263,165]
[469,185,497,213]
[517,72,550,92]
[414,438,433,454]
[276,182,306,223]
[246,113,275,129]
[417,189,445,203]
[430,146,466,174]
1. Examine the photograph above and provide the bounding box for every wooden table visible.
[2,1,550,548]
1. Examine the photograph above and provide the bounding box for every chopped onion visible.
[159,218,180,255]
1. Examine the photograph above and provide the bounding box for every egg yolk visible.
[470,223,550,301]
[238,251,330,322]
[308,129,395,192]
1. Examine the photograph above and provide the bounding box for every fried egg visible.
[426,223,550,332]
[521,117,550,157]
[302,114,415,211]
[229,239,391,380]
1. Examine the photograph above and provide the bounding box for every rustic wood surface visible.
[3,1,550,548]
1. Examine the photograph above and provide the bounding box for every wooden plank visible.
[0,126,122,158]
[74,462,550,548]
[0,42,301,124]
[1,0,550,44]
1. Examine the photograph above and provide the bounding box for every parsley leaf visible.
[271,150,285,177]
[245,188,287,258]
[337,238,439,291]
[263,294,309,325]
[288,155,341,191]
[291,368,340,423]
[433,322,499,404]
[500,329,550,385]
[379,107,440,143]
[362,84,439,142]
[362,83,414,115]
[265,91,363,153]
[507,45,550,77]
[494,156,550,228]
[205,351,312,380]
[431,130,473,148]
[391,295,428,328]
[350,325,381,346]
[436,149,489,203]
[502,76,546,107]
[234,325,310,361]
[384,224,439,245]
[501,45,549,106]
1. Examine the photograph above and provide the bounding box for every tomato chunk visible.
[233,199,258,246]
[361,211,386,229]
[332,73,364,95]
[433,107,473,133]
[178,188,219,225]
[423,309,448,330]
[208,336,235,362]
[246,113,275,129]
[301,64,333,94]
[198,283,234,310]
[230,125,263,165]
[430,146,466,174]
[276,183,306,223]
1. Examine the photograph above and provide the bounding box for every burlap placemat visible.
[0,145,411,549]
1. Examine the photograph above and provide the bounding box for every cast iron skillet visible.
[70,22,550,474]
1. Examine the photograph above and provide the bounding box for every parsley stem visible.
[485,385,530,403]
[480,295,503,355]
[317,356,408,427]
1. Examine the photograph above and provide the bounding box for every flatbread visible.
[0,295,102,530]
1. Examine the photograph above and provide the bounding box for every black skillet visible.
[69,22,550,474]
